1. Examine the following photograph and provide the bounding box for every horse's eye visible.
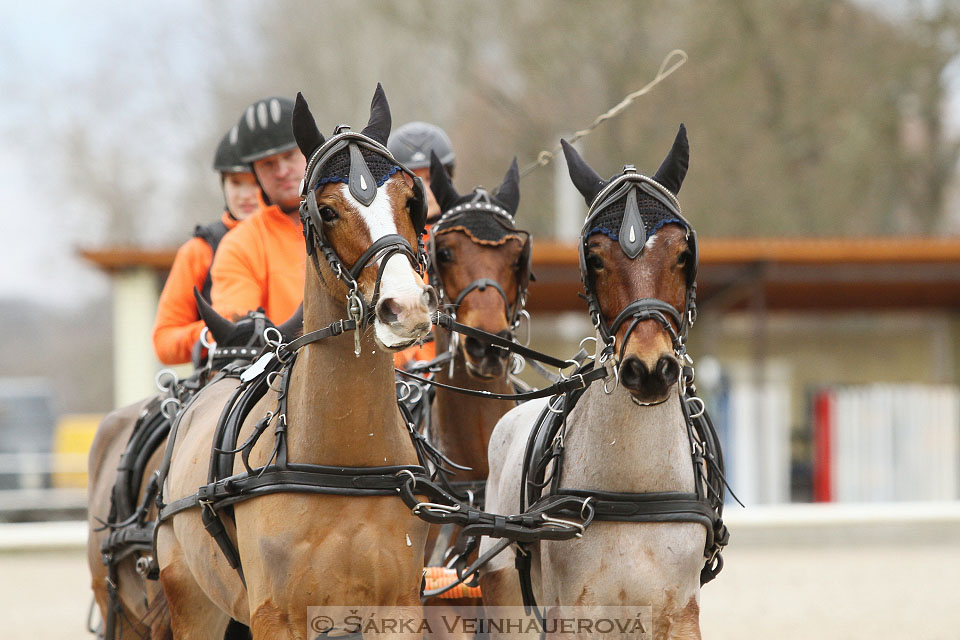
[677,250,692,267]
[319,206,338,223]
[586,253,604,272]
[437,248,454,264]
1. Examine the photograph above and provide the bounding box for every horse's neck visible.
[284,273,416,467]
[560,383,695,493]
[431,328,514,480]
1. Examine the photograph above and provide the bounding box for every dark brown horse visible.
[425,153,530,508]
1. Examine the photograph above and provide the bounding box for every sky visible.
[1,0,959,309]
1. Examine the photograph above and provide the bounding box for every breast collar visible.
[298,128,428,331]
[578,167,699,363]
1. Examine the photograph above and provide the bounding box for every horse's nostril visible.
[464,336,487,360]
[376,298,402,325]
[619,356,647,391]
[658,356,680,386]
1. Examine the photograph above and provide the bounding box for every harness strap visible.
[396,366,607,402]
[280,319,357,353]
[159,464,426,521]
[434,312,571,369]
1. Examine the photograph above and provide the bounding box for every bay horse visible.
[480,127,727,638]
[156,86,437,639]
[87,297,301,640]
[423,151,530,522]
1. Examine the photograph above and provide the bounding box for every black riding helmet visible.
[237,96,298,163]
[213,125,248,173]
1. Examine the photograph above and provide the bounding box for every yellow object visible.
[52,414,101,488]
[423,566,483,599]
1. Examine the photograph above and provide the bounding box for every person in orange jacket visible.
[151,126,262,365]
[387,122,456,368]
[209,97,307,325]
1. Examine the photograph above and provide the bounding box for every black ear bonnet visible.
[300,127,428,243]
[580,166,698,287]
[430,188,532,285]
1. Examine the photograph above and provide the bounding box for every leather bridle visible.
[299,127,428,346]
[579,166,699,369]
[427,194,532,366]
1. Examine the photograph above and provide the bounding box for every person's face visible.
[222,172,260,220]
[413,167,441,220]
[252,148,307,213]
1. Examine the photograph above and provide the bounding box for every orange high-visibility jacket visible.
[152,211,240,365]
[210,205,306,325]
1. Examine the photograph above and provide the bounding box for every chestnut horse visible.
[87,299,300,640]
[481,128,724,638]
[156,86,437,639]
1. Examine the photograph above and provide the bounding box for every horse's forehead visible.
[337,182,398,240]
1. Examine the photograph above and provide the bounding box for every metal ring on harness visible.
[266,371,284,394]
[685,395,706,419]
[546,396,566,415]
[396,380,412,403]
[558,359,580,380]
[199,327,214,349]
[396,469,417,490]
[155,370,178,393]
[263,326,282,348]
[510,353,525,375]
[408,383,424,406]
[160,397,181,422]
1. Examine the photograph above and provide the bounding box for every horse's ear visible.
[652,124,689,195]
[561,139,606,206]
[277,304,303,341]
[193,288,235,344]
[292,92,325,159]
[361,83,391,146]
[497,156,520,216]
[429,150,459,212]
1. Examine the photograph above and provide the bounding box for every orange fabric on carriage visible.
[210,204,306,324]
[152,211,241,365]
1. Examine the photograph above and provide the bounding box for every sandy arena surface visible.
[2,537,957,639]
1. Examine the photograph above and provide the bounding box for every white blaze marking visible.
[339,184,427,347]
[644,233,658,251]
